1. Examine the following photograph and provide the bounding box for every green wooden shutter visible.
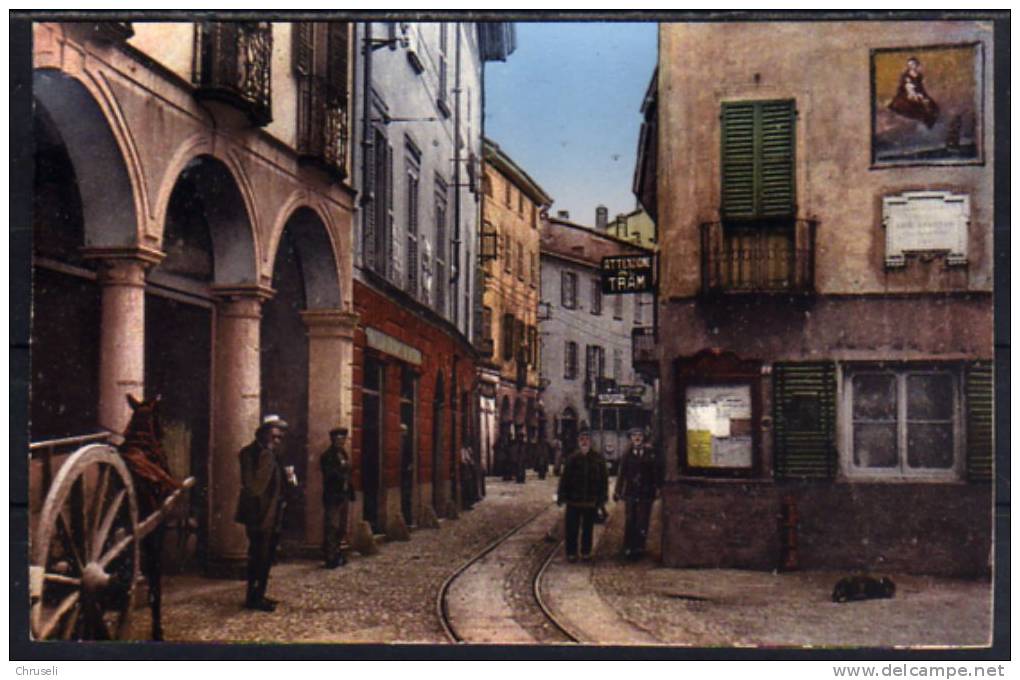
[758,101,796,217]
[721,100,796,220]
[774,362,836,479]
[965,361,994,482]
[721,102,756,219]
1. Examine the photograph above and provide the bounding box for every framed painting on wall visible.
[871,43,984,166]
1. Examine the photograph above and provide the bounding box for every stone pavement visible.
[126,474,993,648]
[127,477,557,643]
[588,500,994,648]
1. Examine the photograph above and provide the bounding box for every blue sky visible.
[484,22,658,226]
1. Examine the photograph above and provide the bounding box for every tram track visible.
[437,502,580,644]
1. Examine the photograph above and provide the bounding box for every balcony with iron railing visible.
[700,218,816,295]
[192,22,273,127]
[297,76,349,178]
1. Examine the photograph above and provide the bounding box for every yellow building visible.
[477,138,552,476]
[603,207,657,248]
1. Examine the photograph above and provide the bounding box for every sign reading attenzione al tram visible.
[600,253,656,294]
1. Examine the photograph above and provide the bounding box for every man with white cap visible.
[235,414,292,611]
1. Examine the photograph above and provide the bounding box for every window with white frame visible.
[844,365,961,479]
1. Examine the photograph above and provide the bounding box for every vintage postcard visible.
[13,12,1005,660]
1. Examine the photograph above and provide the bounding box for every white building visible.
[539,213,655,470]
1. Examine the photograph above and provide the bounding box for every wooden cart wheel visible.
[30,444,140,640]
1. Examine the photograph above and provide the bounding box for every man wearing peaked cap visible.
[320,426,355,568]
[614,426,660,560]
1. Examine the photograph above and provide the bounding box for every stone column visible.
[300,308,359,552]
[207,285,273,572]
[82,246,164,435]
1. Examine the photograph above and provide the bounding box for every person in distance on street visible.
[321,426,355,569]
[556,423,609,563]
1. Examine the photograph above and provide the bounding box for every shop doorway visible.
[400,367,417,526]
[362,357,384,533]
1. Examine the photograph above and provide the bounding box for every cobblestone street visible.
[127,475,992,648]
[590,501,993,648]
[135,478,557,643]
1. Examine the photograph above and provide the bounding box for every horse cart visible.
[29,426,195,641]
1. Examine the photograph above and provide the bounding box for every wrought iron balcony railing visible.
[192,22,273,127]
[700,218,816,294]
[297,76,349,178]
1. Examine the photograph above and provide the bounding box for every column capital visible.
[211,284,276,302]
[212,284,275,320]
[80,244,166,267]
[82,245,166,287]
[300,308,360,339]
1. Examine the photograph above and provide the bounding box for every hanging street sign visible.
[600,253,657,294]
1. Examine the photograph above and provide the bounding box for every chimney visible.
[557,210,570,220]
[595,205,608,230]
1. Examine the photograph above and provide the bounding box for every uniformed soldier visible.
[235,415,294,611]
[613,427,660,560]
[556,423,609,562]
[320,426,355,569]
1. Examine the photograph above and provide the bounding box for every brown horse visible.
[119,394,180,641]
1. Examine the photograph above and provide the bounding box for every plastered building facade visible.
[644,22,995,576]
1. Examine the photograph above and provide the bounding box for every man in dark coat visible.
[320,426,355,568]
[513,430,527,484]
[557,424,609,562]
[235,415,292,611]
[614,427,660,560]
[534,436,549,480]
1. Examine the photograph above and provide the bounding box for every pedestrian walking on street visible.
[514,430,527,484]
[320,426,355,569]
[235,414,296,611]
[500,430,513,481]
[460,444,477,509]
[552,438,563,476]
[534,435,549,480]
[614,427,660,560]
[557,423,609,563]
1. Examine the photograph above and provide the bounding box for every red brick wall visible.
[351,281,477,495]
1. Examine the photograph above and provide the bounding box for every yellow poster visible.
[687,429,713,467]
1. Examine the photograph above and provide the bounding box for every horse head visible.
[125,393,164,445]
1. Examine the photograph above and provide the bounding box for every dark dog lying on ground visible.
[832,575,896,603]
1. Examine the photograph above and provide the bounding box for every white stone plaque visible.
[883,191,969,267]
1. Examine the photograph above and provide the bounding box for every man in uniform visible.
[235,415,293,611]
[556,423,609,562]
[613,427,660,560]
[320,426,355,568]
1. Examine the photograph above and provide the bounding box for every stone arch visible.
[33,69,139,248]
[269,203,342,308]
[159,154,259,286]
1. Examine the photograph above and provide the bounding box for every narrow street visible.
[130,478,556,643]
[127,474,991,647]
